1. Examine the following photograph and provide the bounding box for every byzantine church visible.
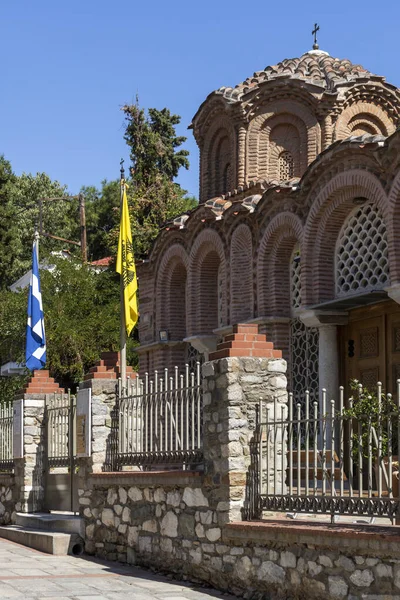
[137,37,400,407]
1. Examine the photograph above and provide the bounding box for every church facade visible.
[137,45,400,407]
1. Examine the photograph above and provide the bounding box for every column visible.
[300,310,348,409]
[236,124,246,187]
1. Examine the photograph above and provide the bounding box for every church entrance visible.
[341,300,400,395]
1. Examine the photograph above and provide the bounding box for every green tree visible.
[0,257,138,394]
[122,101,189,187]
[0,157,77,289]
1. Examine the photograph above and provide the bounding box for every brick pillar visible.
[14,370,65,513]
[203,324,287,525]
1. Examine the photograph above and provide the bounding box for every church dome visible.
[218,50,378,100]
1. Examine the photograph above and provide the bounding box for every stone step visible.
[15,512,84,536]
[0,525,84,555]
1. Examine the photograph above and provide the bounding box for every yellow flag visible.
[116,182,138,335]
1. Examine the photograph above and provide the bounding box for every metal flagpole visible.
[119,159,127,389]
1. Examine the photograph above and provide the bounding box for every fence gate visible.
[44,391,78,513]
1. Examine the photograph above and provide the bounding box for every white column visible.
[318,324,339,410]
[300,310,348,411]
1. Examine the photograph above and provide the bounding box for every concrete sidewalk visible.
[0,540,235,600]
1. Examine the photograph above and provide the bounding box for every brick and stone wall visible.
[81,472,400,600]
[78,333,400,599]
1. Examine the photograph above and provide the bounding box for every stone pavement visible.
[0,540,235,600]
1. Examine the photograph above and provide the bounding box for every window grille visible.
[279,151,294,180]
[186,344,204,373]
[290,248,301,309]
[289,319,319,424]
[336,203,389,297]
[289,248,319,424]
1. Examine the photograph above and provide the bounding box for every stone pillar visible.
[77,353,138,484]
[14,370,64,513]
[300,310,348,409]
[202,324,287,524]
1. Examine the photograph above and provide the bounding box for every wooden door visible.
[342,301,400,395]
[386,312,400,394]
[344,315,386,393]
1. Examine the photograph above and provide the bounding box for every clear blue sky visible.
[1,0,399,199]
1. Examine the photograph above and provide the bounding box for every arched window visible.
[336,203,389,297]
[279,150,294,180]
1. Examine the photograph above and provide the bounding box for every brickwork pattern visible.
[138,46,400,372]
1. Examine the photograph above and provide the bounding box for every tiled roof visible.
[91,257,112,267]
[217,50,379,100]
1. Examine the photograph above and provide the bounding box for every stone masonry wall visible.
[0,475,16,525]
[79,335,400,600]
[82,473,400,600]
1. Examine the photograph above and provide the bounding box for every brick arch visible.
[201,117,236,202]
[261,113,308,180]
[257,213,304,317]
[230,224,254,324]
[387,172,400,281]
[187,229,227,336]
[335,102,395,140]
[156,244,189,339]
[247,99,320,181]
[302,170,391,305]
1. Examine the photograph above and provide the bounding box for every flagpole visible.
[119,160,127,390]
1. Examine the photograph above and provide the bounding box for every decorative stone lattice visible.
[336,203,389,297]
[289,249,319,422]
[289,319,319,422]
[185,344,203,373]
[290,248,302,310]
[279,151,294,180]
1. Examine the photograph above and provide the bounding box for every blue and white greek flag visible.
[25,239,46,371]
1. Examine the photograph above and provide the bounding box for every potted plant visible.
[342,380,399,496]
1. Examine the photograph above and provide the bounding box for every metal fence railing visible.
[117,363,203,468]
[0,401,13,473]
[244,381,400,523]
[45,391,76,469]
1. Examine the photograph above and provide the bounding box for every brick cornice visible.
[22,370,65,395]
[209,323,282,360]
[84,351,137,381]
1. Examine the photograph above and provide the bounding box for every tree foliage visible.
[122,101,190,187]
[0,156,77,289]
[0,98,196,398]
[0,258,138,391]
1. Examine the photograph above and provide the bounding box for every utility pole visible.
[37,195,87,260]
[79,193,87,263]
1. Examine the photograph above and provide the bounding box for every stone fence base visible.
[81,472,400,600]
[0,475,17,525]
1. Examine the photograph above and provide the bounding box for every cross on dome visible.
[312,22,320,50]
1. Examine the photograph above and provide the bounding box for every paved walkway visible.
[0,540,234,600]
